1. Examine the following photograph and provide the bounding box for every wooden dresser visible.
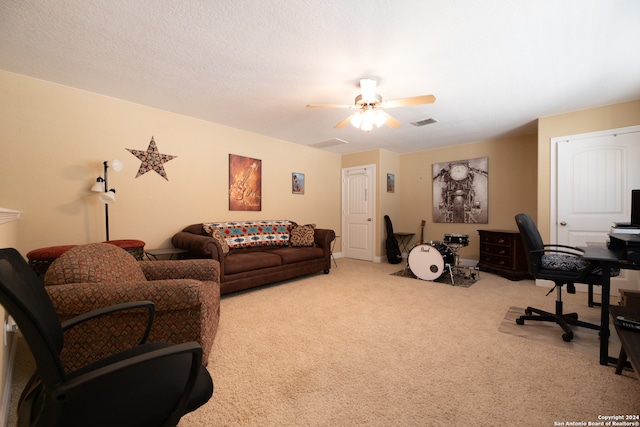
[477,229,532,281]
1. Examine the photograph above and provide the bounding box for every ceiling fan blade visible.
[306,103,353,109]
[334,115,354,128]
[381,112,402,129]
[383,94,436,108]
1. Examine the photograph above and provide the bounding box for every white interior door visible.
[342,165,375,261]
[554,126,640,295]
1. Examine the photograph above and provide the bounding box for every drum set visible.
[405,233,478,284]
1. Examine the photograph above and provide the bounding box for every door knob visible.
[560,221,567,226]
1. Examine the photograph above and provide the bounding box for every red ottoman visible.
[27,245,77,277]
[104,239,146,260]
[26,240,146,277]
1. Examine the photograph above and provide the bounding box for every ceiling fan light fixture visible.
[350,112,364,128]
[308,78,434,132]
[360,78,377,103]
[350,107,387,131]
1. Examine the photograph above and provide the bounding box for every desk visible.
[609,305,640,379]
[581,245,640,366]
[394,232,415,254]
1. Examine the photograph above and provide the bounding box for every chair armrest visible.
[46,279,210,317]
[57,341,206,427]
[172,231,222,261]
[542,243,585,254]
[61,301,155,346]
[139,259,220,282]
[533,246,585,257]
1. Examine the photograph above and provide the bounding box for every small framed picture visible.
[387,173,395,193]
[292,173,305,194]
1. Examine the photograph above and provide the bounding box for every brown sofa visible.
[171,220,335,295]
[44,243,220,372]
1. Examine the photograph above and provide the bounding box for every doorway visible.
[552,125,640,295]
[341,165,376,261]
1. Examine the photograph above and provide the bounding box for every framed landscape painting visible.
[292,173,305,194]
[387,173,395,193]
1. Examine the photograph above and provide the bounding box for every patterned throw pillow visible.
[203,220,293,249]
[203,224,230,255]
[290,224,316,247]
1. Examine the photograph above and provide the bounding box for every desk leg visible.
[599,264,612,366]
[615,348,628,375]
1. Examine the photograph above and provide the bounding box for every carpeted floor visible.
[498,306,613,360]
[390,264,479,288]
[8,258,640,427]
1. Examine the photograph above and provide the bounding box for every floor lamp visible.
[91,159,123,241]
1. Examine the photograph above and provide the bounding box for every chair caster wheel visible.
[516,318,525,325]
[525,308,532,315]
[562,333,573,342]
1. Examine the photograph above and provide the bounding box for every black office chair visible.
[0,248,213,427]
[514,213,610,342]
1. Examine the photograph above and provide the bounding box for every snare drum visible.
[444,233,469,247]
[407,242,455,281]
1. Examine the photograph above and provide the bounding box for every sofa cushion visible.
[290,224,316,247]
[266,247,324,264]
[203,220,293,249]
[224,252,282,275]
[45,243,147,285]
[202,224,230,256]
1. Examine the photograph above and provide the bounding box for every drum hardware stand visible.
[445,262,455,285]
[448,244,480,282]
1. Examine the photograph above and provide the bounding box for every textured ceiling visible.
[2,0,640,154]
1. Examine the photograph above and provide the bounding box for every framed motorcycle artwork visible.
[432,157,488,223]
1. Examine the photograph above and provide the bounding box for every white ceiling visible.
[2,0,640,155]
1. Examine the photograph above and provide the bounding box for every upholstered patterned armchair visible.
[44,243,220,372]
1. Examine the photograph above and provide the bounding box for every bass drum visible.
[407,242,455,281]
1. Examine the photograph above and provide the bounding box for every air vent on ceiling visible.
[411,118,438,127]
[309,138,348,148]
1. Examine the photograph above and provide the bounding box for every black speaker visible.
[632,189,640,227]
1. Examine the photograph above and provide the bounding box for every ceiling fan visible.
[306,78,435,131]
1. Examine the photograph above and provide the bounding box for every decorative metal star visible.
[126,136,177,181]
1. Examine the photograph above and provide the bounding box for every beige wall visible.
[341,149,403,258]
[0,71,342,257]
[340,135,538,261]
[399,135,538,262]
[378,149,402,257]
[537,100,640,241]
